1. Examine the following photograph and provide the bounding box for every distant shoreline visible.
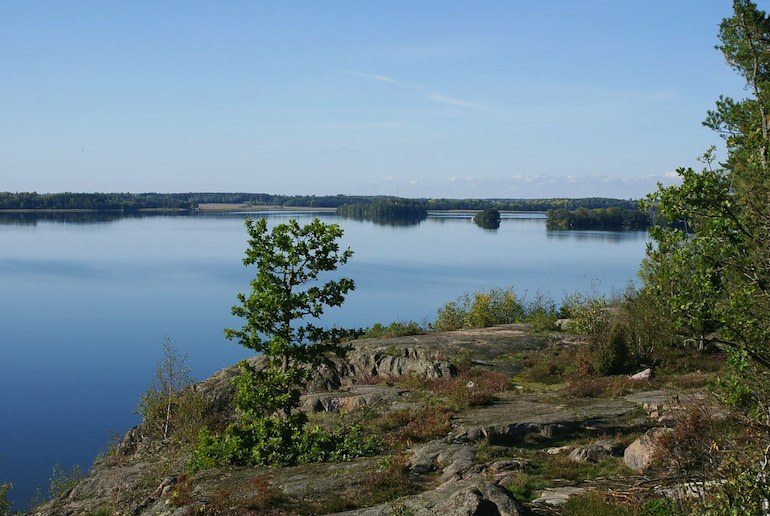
[195,203,337,212]
[0,204,338,214]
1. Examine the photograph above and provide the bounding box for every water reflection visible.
[546,229,649,243]
[0,211,194,226]
[0,210,651,508]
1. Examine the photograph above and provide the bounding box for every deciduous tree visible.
[225,217,357,420]
[642,1,770,509]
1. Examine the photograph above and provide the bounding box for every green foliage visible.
[194,218,380,470]
[426,197,639,212]
[363,320,424,339]
[640,4,770,497]
[560,290,610,336]
[432,295,469,332]
[190,419,380,471]
[592,321,630,376]
[431,287,525,331]
[616,290,675,368]
[546,206,651,231]
[561,492,638,516]
[524,291,558,332]
[337,199,428,226]
[641,0,770,424]
[224,217,358,419]
[48,463,83,499]
[472,208,501,229]
[0,483,12,516]
[137,337,205,444]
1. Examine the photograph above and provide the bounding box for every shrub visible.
[560,291,610,335]
[373,405,454,446]
[137,337,207,446]
[617,290,675,368]
[48,463,83,499]
[363,321,424,338]
[244,476,287,512]
[562,492,636,516]
[0,483,12,516]
[432,287,524,331]
[516,346,580,385]
[425,368,511,409]
[565,377,643,398]
[190,418,381,471]
[524,291,558,332]
[593,321,630,376]
[432,294,469,331]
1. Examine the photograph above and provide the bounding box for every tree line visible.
[336,199,428,225]
[545,207,651,231]
[0,191,641,213]
[0,192,193,211]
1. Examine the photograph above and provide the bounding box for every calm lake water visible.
[0,210,649,508]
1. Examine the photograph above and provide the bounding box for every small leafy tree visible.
[225,217,357,420]
[137,337,205,444]
[191,217,377,468]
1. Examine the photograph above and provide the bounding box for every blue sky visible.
[0,1,750,199]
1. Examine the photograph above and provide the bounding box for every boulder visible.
[629,368,653,381]
[568,441,621,463]
[623,427,672,472]
[532,486,586,506]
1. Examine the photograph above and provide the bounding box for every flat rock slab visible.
[332,479,528,516]
[533,486,587,506]
[450,393,639,443]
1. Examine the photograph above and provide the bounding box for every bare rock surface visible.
[568,441,622,463]
[31,325,687,515]
[532,486,587,506]
[332,479,529,516]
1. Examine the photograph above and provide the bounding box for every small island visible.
[473,208,501,229]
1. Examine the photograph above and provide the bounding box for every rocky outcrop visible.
[32,325,701,515]
[334,479,529,516]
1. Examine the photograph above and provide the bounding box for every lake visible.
[0,210,649,508]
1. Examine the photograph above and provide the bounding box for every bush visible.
[562,492,637,516]
[593,321,630,376]
[190,417,381,471]
[372,405,454,446]
[560,291,611,335]
[516,345,581,385]
[524,291,558,332]
[565,377,642,398]
[0,483,12,516]
[48,464,83,499]
[432,287,524,331]
[432,295,469,331]
[363,320,424,338]
[137,337,206,445]
[617,290,676,368]
[425,368,511,409]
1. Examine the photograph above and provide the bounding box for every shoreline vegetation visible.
[0,192,651,230]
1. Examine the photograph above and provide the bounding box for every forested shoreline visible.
[545,207,651,231]
[0,192,639,213]
[0,192,657,230]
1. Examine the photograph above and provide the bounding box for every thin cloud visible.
[428,93,494,113]
[334,69,497,114]
[332,68,399,85]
